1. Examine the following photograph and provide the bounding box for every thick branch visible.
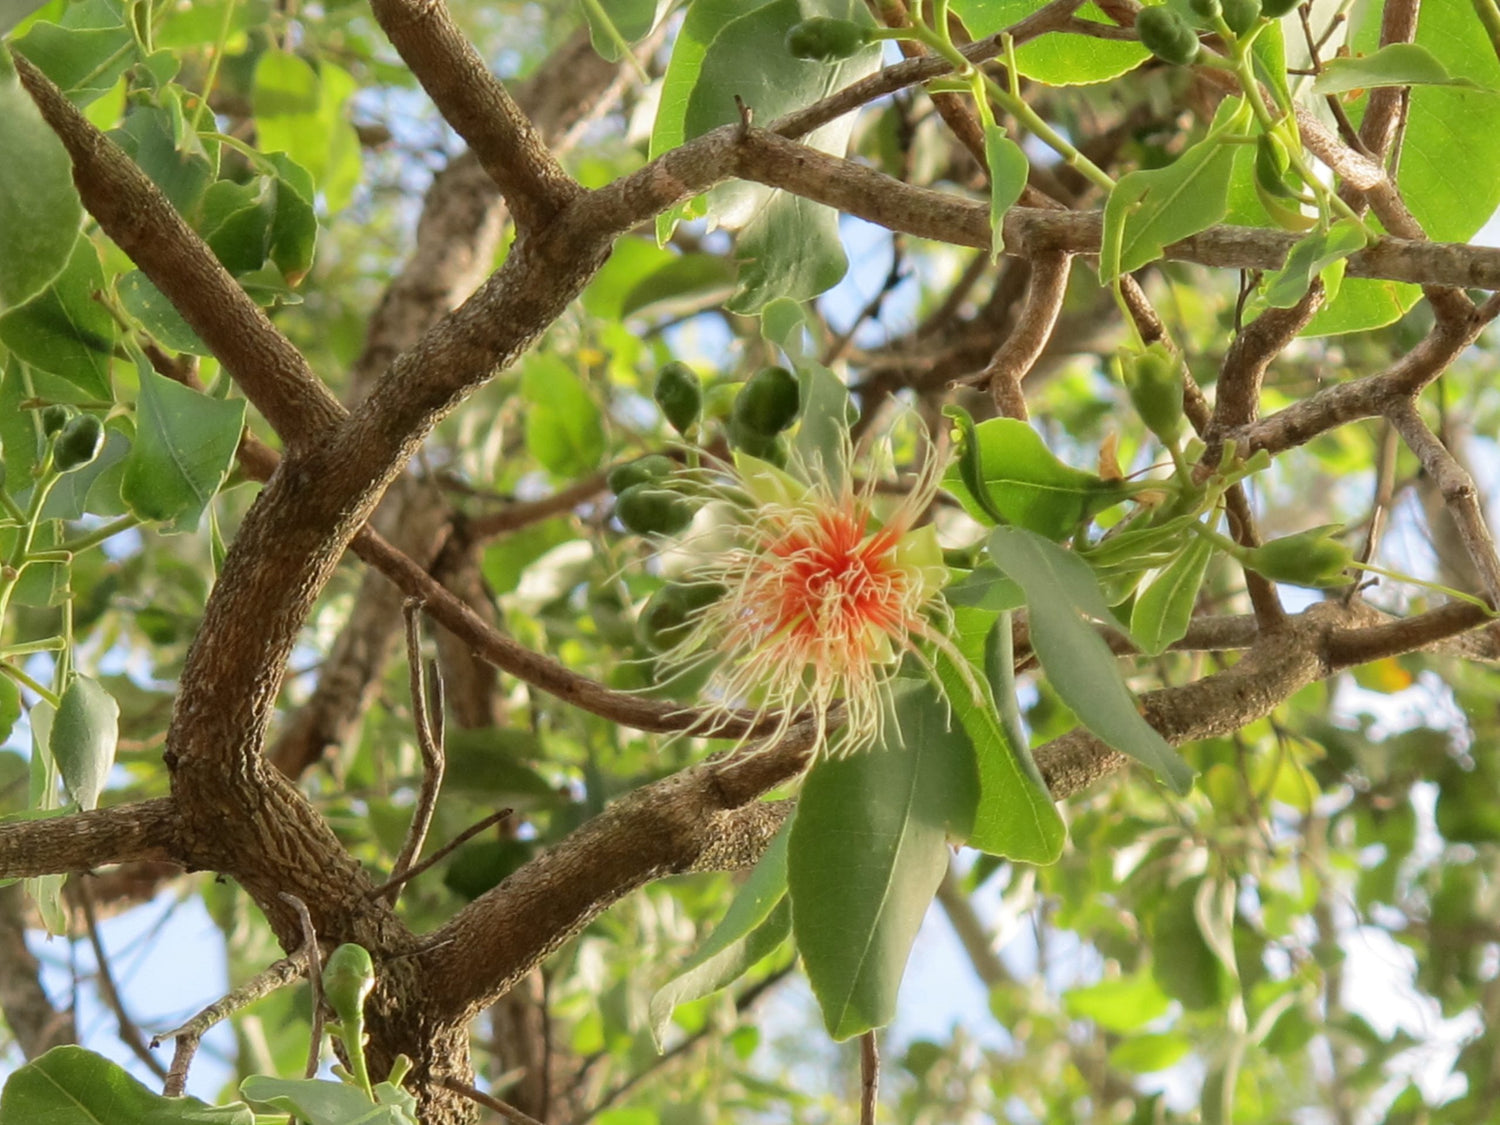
[368,0,582,230]
[0,798,179,878]
[10,53,345,449]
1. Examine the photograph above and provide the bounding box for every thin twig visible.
[386,600,446,904]
[441,1076,548,1125]
[860,1031,880,1125]
[154,949,311,1096]
[278,892,325,1080]
[369,808,515,897]
[75,880,168,1081]
[962,252,1073,420]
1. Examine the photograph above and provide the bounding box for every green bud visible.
[733,366,801,437]
[1188,0,1222,20]
[615,483,696,537]
[1260,0,1299,16]
[54,414,104,472]
[653,361,702,436]
[1221,0,1262,34]
[727,415,788,467]
[785,17,869,62]
[639,581,728,651]
[1241,526,1353,587]
[40,405,70,436]
[1123,344,1185,444]
[322,943,376,1023]
[1135,6,1201,65]
[607,454,676,496]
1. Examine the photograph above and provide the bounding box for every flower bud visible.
[54,415,104,472]
[733,366,801,437]
[653,362,702,436]
[1222,0,1262,34]
[785,17,870,62]
[639,581,728,651]
[608,454,676,496]
[1136,7,1201,65]
[1242,526,1353,587]
[322,942,375,1023]
[1122,343,1185,444]
[615,483,696,536]
[41,405,70,436]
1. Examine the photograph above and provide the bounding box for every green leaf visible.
[1100,98,1251,284]
[0,237,115,400]
[121,357,246,532]
[944,415,1124,541]
[108,99,215,217]
[197,177,275,274]
[649,823,793,1048]
[2,1046,254,1124]
[789,673,977,1040]
[41,424,131,520]
[0,357,42,487]
[1130,532,1214,656]
[0,46,83,310]
[240,1075,416,1125]
[1151,876,1230,1009]
[619,252,736,320]
[1109,1031,1194,1073]
[986,526,1195,793]
[12,9,135,106]
[1062,972,1171,1032]
[1261,219,1368,309]
[0,1,50,37]
[983,124,1028,259]
[521,353,605,478]
[931,646,1064,862]
[950,1,1148,85]
[0,677,19,746]
[579,0,661,61]
[727,191,849,314]
[264,153,317,283]
[790,359,851,490]
[943,564,1025,611]
[50,673,117,811]
[117,270,210,355]
[1312,42,1496,94]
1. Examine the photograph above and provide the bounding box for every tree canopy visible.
[3,0,1500,1122]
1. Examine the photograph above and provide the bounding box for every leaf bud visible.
[607,454,676,496]
[1135,7,1201,65]
[785,17,870,62]
[1222,0,1263,34]
[54,414,104,472]
[1241,525,1353,587]
[639,581,728,651]
[1122,343,1185,444]
[653,361,702,436]
[615,483,696,537]
[732,366,801,437]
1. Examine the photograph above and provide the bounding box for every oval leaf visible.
[51,673,118,811]
[2,1045,252,1124]
[1130,532,1214,656]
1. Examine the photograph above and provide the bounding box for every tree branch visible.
[0,798,179,878]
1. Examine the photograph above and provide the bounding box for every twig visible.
[441,1076,548,1125]
[370,808,514,898]
[278,892,325,1080]
[1350,421,1401,587]
[961,251,1072,419]
[154,949,311,1096]
[860,1031,880,1125]
[465,470,609,540]
[75,880,168,1081]
[386,601,446,904]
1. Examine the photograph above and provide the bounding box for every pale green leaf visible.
[2,1046,253,1123]
[50,673,117,811]
[1130,533,1214,656]
[1313,42,1496,95]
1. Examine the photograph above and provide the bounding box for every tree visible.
[2,0,1500,1121]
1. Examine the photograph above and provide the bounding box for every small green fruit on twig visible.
[1136,7,1201,65]
[653,362,702,436]
[615,484,696,536]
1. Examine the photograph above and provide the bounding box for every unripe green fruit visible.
[653,362,702,436]
[727,415,788,467]
[733,366,801,437]
[639,581,728,651]
[1124,344,1185,444]
[1260,0,1299,16]
[40,405,70,436]
[615,483,695,536]
[1136,6,1200,65]
[322,942,375,1021]
[1221,0,1262,34]
[785,17,869,62]
[1188,0,1222,20]
[607,455,676,496]
[54,414,104,472]
[1242,526,1353,587]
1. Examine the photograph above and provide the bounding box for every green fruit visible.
[1221,0,1262,34]
[785,17,869,62]
[1242,526,1353,587]
[1260,0,1298,16]
[607,454,676,496]
[639,581,728,651]
[615,483,695,536]
[40,405,70,436]
[54,414,104,472]
[733,366,801,437]
[727,415,788,467]
[653,362,703,436]
[1188,0,1221,20]
[322,942,375,1022]
[1124,344,1185,444]
[1136,6,1200,65]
